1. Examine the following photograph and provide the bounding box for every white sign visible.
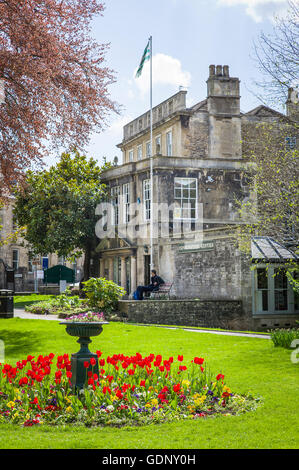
[36,270,44,279]
[59,280,67,293]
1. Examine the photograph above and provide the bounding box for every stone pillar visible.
[100,259,105,278]
[130,256,137,293]
[108,258,114,281]
[121,256,127,291]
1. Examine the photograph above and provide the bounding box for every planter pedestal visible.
[60,321,109,390]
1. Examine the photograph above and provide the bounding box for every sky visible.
[50,0,291,166]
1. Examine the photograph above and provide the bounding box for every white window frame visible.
[174,177,197,220]
[155,135,161,154]
[252,264,298,315]
[166,130,172,156]
[137,145,143,160]
[123,183,130,224]
[143,179,151,222]
[12,249,19,270]
[128,149,134,162]
[111,186,120,226]
[146,141,151,158]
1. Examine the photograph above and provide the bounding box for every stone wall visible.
[118,299,250,330]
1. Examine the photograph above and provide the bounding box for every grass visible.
[14,295,55,309]
[0,318,298,449]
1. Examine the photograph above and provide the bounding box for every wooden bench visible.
[149,282,173,299]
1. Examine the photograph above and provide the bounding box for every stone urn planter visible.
[60,321,109,390]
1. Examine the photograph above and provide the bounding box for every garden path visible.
[13,309,270,339]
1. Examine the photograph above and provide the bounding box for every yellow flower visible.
[145,403,151,408]
[6,401,15,409]
[182,380,190,388]
[223,386,231,394]
[151,399,158,406]
[111,395,118,402]
[193,394,206,407]
[66,406,73,413]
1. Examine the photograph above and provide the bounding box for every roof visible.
[251,237,298,262]
[244,105,286,119]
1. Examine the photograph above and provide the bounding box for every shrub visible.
[269,328,299,348]
[25,290,88,316]
[82,277,126,315]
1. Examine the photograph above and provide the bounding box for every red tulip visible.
[194,357,204,365]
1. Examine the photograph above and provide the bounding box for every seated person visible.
[134,270,165,300]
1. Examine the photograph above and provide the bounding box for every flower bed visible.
[0,352,258,427]
[67,312,106,322]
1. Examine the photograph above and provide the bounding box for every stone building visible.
[97,64,298,331]
[0,198,84,292]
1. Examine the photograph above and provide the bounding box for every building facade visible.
[0,199,84,292]
[97,65,298,330]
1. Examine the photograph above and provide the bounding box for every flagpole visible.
[149,35,154,271]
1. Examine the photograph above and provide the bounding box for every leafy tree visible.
[14,149,110,280]
[238,120,298,252]
[236,119,299,290]
[253,0,299,108]
[0,0,116,198]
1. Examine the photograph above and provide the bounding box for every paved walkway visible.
[12,309,270,339]
[14,309,60,321]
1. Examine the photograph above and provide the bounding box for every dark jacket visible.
[150,275,165,291]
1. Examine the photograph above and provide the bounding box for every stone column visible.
[130,256,137,293]
[108,258,114,281]
[100,259,105,278]
[121,256,127,291]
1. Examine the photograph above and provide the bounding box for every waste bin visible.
[0,289,14,318]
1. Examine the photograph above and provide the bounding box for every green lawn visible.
[0,318,298,449]
[14,295,55,309]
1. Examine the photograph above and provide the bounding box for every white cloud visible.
[217,0,288,22]
[134,53,192,95]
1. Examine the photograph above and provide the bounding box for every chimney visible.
[206,65,241,159]
[286,87,299,121]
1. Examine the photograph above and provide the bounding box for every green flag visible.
[135,40,151,78]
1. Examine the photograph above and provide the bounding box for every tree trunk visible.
[82,238,100,281]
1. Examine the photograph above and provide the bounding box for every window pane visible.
[274,269,287,289]
[262,291,268,311]
[257,269,268,289]
[275,290,288,310]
